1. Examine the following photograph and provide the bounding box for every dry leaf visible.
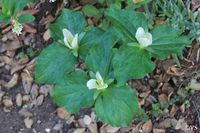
[43,29,51,41]
[153,128,166,133]
[39,15,55,25]
[36,95,44,106]
[23,24,37,33]
[101,125,120,133]
[0,40,21,52]
[73,128,85,133]
[170,104,178,117]
[142,120,153,133]
[88,123,98,133]
[157,118,173,129]
[0,91,5,102]
[167,65,184,76]
[4,73,19,89]
[0,55,14,65]
[180,103,186,113]
[158,93,168,108]
[57,107,70,119]
[21,72,33,94]
[175,118,190,130]
[155,19,165,25]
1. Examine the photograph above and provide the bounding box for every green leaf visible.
[105,8,148,43]
[79,27,104,59]
[0,12,11,25]
[34,43,76,84]
[49,9,86,41]
[149,24,191,59]
[52,71,95,113]
[113,45,155,85]
[95,85,139,127]
[1,0,31,17]
[82,5,101,18]
[18,13,35,24]
[85,28,119,78]
[13,0,31,16]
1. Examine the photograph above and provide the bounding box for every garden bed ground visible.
[0,0,200,133]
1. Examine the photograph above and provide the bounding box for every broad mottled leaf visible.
[79,27,104,59]
[113,45,155,85]
[52,71,94,113]
[85,28,119,78]
[35,43,76,84]
[105,8,148,43]
[149,24,191,59]
[49,9,86,41]
[95,85,139,127]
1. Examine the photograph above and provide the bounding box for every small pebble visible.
[83,115,92,125]
[3,98,13,108]
[16,93,22,107]
[36,95,44,106]
[45,128,51,133]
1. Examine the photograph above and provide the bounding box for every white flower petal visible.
[71,34,78,49]
[135,27,145,39]
[96,72,103,81]
[135,27,152,47]
[62,28,73,42]
[87,79,97,89]
[64,37,72,49]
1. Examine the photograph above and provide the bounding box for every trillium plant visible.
[35,8,191,127]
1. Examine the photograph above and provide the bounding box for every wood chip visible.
[21,72,33,94]
[4,73,19,89]
[0,90,5,102]
[57,107,70,120]
[36,95,44,106]
[3,98,13,108]
[43,29,51,41]
[24,117,33,128]
[153,128,166,133]
[142,120,152,133]
[101,125,120,133]
[74,128,85,133]
[30,84,39,100]
[16,93,22,107]
[39,85,52,96]
[88,123,98,133]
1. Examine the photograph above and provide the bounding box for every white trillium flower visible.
[87,72,108,90]
[62,28,79,56]
[12,20,23,35]
[62,28,79,50]
[135,27,152,47]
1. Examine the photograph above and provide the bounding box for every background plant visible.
[0,0,35,35]
[150,0,200,41]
